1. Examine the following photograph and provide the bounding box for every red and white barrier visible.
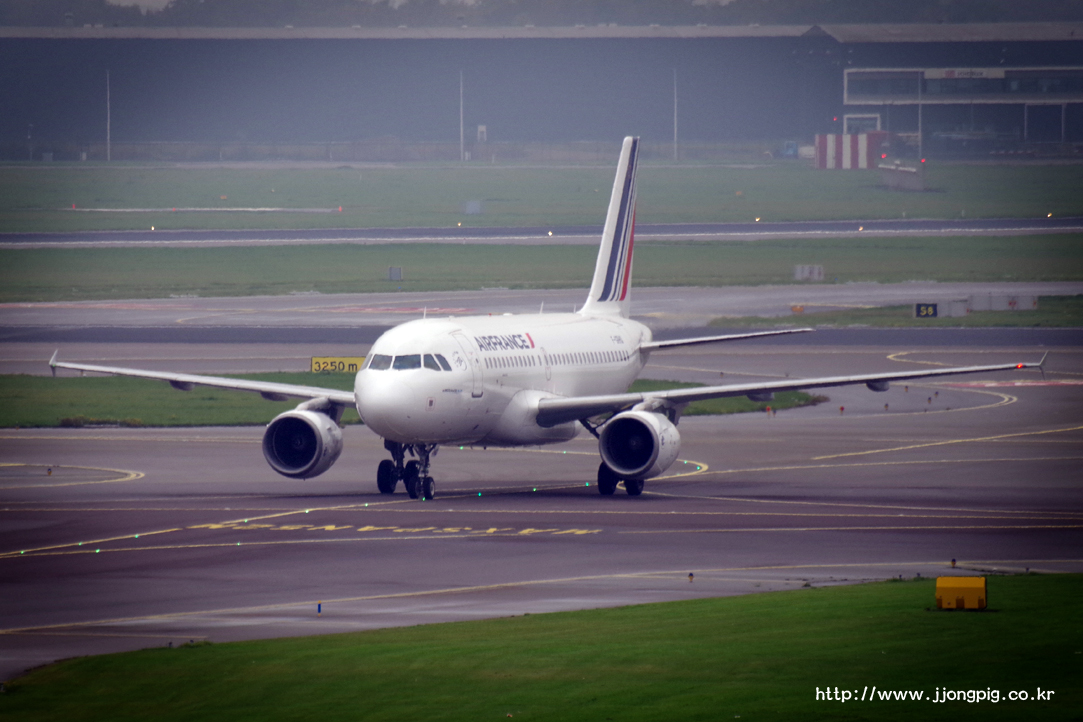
[815,132,888,169]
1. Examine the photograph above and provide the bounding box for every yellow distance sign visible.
[311,357,365,373]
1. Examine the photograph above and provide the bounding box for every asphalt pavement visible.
[2,340,1080,682]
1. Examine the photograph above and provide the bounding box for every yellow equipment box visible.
[936,576,987,610]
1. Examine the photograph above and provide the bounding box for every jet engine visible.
[262,409,343,479]
[598,410,681,480]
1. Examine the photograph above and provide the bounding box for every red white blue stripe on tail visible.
[582,136,639,317]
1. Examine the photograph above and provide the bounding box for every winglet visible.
[49,350,58,378]
[1013,352,1048,380]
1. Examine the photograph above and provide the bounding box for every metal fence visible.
[2,139,785,164]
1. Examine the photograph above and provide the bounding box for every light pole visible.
[916,69,923,160]
[459,70,464,162]
[106,69,111,162]
[673,68,678,161]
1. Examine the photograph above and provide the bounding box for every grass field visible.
[3,235,1081,302]
[710,295,1083,328]
[3,574,1079,721]
[0,372,358,428]
[0,374,818,428]
[1,162,1081,233]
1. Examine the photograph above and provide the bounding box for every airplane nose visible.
[355,373,417,439]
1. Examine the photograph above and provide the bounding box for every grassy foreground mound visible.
[3,575,1079,721]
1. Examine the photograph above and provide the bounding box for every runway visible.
[3,281,1083,347]
[2,216,1082,248]
[2,339,1081,682]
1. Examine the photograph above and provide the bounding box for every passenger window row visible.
[484,349,631,370]
[369,349,630,372]
[485,355,538,370]
[547,350,631,366]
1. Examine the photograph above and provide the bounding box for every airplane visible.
[50,136,1044,500]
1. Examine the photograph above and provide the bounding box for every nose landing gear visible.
[379,440,438,500]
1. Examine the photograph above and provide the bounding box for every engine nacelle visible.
[262,409,344,479]
[598,410,681,481]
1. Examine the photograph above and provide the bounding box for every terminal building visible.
[1,23,1081,159]
[844,65,1083,154]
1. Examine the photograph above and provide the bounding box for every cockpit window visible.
[423,354,441,371]
[392,354,422,370]
[368,354,392,370]
[435,354,452,371]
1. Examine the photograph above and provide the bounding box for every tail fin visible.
[581,136,639,317]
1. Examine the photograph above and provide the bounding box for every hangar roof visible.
[0,25,809,40]
[0,23,1081,43]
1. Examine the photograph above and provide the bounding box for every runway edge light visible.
[935,576,987,610]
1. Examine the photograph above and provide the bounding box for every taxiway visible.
[2,339,1080,681]
[3,217,1083,248]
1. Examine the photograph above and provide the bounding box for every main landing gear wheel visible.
[420,476,435,501]
[404,460,421,499]
[623,478,644,496]
[597,463,619,496]
[376,459,397,494]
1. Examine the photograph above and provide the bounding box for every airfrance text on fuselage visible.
[474,333,535,352]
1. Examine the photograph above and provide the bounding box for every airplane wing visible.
[535,356,1045,428]
[49,352,356,406]
[639,327,813,351]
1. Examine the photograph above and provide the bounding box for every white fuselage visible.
[354,313,652,446]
